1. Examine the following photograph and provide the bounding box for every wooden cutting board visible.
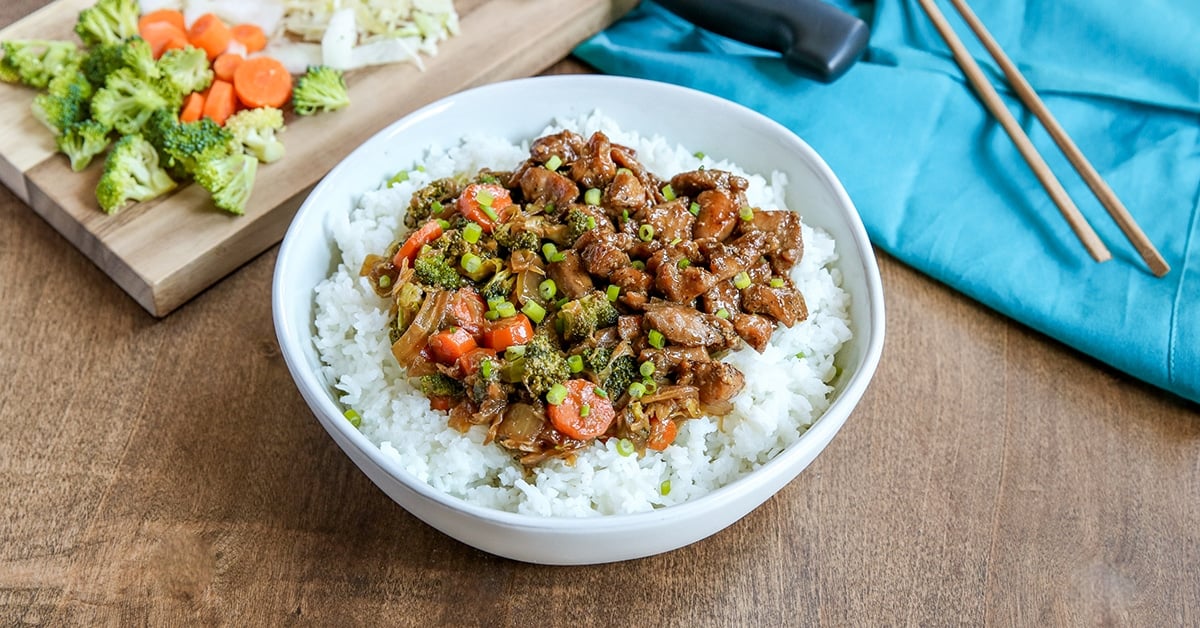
[0,0,635,316]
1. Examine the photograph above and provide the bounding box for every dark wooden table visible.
[2,1,1197,625]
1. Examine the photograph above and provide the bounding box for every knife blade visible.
[652,0,870,82]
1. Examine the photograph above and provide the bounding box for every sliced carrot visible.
[212,53,243,82]
[457,347,496,376]
[138,8,186,33]
[232,55,293,109]
[480,314,533,352]
[393,220,444,267]
[140,20,189,59]
[547,379,616,441]
[230,23,268,53]
[188,12,232,60]
[429,396,455,412]
[456,183,514,233]
[646,418,678,451]
[202,79,237,126]
[179,91,205,122]
[427,327,477,365]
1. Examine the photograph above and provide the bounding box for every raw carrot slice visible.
[230,23,268,53]
[140,20,189,58]
[179,91,205,122]
[202,79,237,126]
[138,8,186,33]
[232,56,292,109]
[188,13,232,60]
[212,53,243,82]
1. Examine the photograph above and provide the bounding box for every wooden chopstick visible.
[942,0,1170,277]
[918,0,1170,276]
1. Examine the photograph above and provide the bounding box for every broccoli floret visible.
[522,327,570,398]
[480,268,514,304]
[30,84,89,136]
[90,68,170,134]
[74,0,139,48]
[291,65,349,116]
[156,46,212,95]
[419,373,463,399]
[557,290,619,341]
[56,120,111,171]
[582,345,613,373]
[0,40,81,89]
[158,116,239,177]
[95,133,176,214]
[493,223,540,252]
[563,207,594,245]
[194,150,258,215]
[412,250,462,290]
[602,354,637,399]
[80,42,123,86]
[224,106,286,163]
[46,67,94,100]
[405,177,461,228]
[118,37,159,80]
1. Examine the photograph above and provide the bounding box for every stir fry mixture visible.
[360,130,809,466]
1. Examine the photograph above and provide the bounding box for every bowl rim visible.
[273,74,886,530]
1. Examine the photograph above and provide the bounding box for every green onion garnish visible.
[689,202,701,216]
[522,300,546,324]
[616,438,634,456]
[586,215,597,230]
[616,167,632,175]
[495,301,517,318]
[660,479,671,495]
[594,387,608,398]
[739,205,754,221]
[661,184,676,201]
[568,354,584,373]
[378,275,391,289]
[579,403,590,418]
[670,237,682,246]
[638,224,655,242]
[476,188,494,207]
[436,218,451,230]
[628,381,646,399]
[694,151,705,159]
[461,253,482,273]
[542,242,558,261]
[480,358,493,379]
[770,277,784,288]
[734,271,751,289]
[343,408,361,427]
[621,209,630,223]
[481,204,499,222]
[538,279,557,301]
[546,383,568,405]
[677,258,691,269]
[416,165,425,172]
[716,308,730,319]
[606,284,620,302]
[487,296,505,310]
[484,310,499,321]
[631,260,646,271]
[640,361,655,378]
[387,170,409,187]
[648,329,665,349]
[795,351,806,359]
[430,200,444,215]
[463,222,482,244]
[584,188,601,206]
[545,155,562,171]
[643,379,658,393]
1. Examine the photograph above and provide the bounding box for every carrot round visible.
[646,417,678,451]
[456,347,496,376]
[230,23,268,53]
[202,79,237,126]
[481,314,533,352]
[547,379,615,440]
[427,327,477,365]
[232,56,292,109]
[212,53,243,82]
[188,13,232,60]
[140,21,189,58]
[393,219,444,267]
[138,8,186,33]
[457,183,514,233]
[179,91,205,122]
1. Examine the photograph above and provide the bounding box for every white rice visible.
[312,112,853,517]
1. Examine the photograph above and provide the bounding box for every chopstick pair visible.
[916,0,1170,277]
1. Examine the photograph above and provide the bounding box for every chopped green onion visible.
[677,258,691,269]
[343,408,361,427]
[487,296,505,310]
[416,165,425,172]
[795,351,806,359]
[542,242,558,261]
[716,308,730,319]
[669,237,682,246]
[638,224,655,242]
[628,381,647,399]
[694,151,705,159]
[648,329,665,349]
[484,310,499,321]
[476,188,494,207]
[387,170,409,187]
[640,361,655,378]
[689,201,701,216]
[606,284,620,302]
[545,155,562,171]
[579,403,591,418]
[584,188,601,206]
[545,202,555,213]
[616,167,632,175]
[546,383,568,405]
[495,301,517,318]
[463,222,482,244]
[430,200,444,215]
[734,271,751,289]
[461,253,482,273]
[770,277,785,288]
[594,387,608,398]
[522,300,547,324]
[621,209,630,224]
[739,205,755,221]
[505,345,527,360]
[616,438,634,456]
[436,218,451,230]
[642,379,658,393]
[631,260,646,271]
[586,215,597,230]
[378,275,391,289]
[481,204,499,222]
[660,479,671,495]
[556,297,569,308]
[568,354,584,373]
[661,184,676,201]
[538,279,557,301]
[480,358,493,379]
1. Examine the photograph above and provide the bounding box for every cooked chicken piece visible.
[570,131,618,189]
[643,302,739,350]
[737,208,804,273]
[699,231,767,281]
[579,231,636,279]
[617,315,643,341]
[677,359,746,406]
[669,168,749,201]
[638,346,710,376]
[732,313,775,352]
[546,250,594,299]
[741,283,808,327]
[530,129,586,165]
[519,166,579,211]
[699,281,741,316]
[692,189,739,241]
[636,198,695,244]
[603,167,651,215]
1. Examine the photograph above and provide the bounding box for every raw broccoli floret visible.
[522,327,570,398]
[118,37,159,80]
[193,150,258,215]
[46,67,94,100]
[56,120,111,171]
[556,290,619,341]
[156,46,212,95]
[90,68,170,134]
[74,0,139,48]
[224,107,286,163]
[80,42,123,86]
[158,116,238,177]
[412,250,462,290]
[563,207,594,245]
[419,373,463,399]
[95,133,176,214]
[30,84,89,135]
[0,40,81,89]
[602,354,637,399]
[291,65,349,116]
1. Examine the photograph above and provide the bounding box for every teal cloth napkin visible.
[574,0,1200,404]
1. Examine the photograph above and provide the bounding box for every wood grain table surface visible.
[2,1,1197,625]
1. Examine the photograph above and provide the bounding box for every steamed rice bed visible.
[313,112,853,517]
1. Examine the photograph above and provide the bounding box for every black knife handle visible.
[653,0,870,81]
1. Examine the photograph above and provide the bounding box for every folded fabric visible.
[575,0,1200,404]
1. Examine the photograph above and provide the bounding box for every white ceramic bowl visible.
[273,75,885,565]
